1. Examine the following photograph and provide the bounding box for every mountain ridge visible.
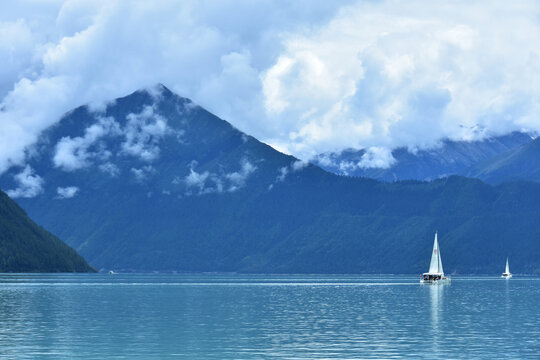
[466,137,540,184]
[2,85,540,274]
[313,132,534,183]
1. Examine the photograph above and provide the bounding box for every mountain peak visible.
[2,83,303,203]
[121,83,185,109]
[3,87,540,274]
[140,83,174,99]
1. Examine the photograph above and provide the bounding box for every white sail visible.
[428,232,443,274]
[505,258,510,274]
[437,239,444,274]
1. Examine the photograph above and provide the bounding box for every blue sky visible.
[0,0,539,173]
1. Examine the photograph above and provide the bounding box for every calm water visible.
[0,274,539,359]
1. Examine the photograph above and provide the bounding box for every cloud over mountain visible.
[53,116,120,171]
[1,0,539,172]
[182,159,257,195]
[56,186,79,199]
[6,165,43,198]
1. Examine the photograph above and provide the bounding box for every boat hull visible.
[501,273,512,279]
[420,277,451,285]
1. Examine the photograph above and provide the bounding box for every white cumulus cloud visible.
[182,159,257,195]
[225,159,257,192]
[121,105,171,162]
[56,186,79,199]
[53,116,120,171]
[99,162,120,177]
[131,165,156,182]
[6,165,44,198]
[184,168,210,190]
[0,0,539,172]
[358,147,396,169]
[262,1,540,162]
[274,159,309,184]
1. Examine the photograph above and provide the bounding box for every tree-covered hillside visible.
[0,190,95,272]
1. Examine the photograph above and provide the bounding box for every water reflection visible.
[429,285,444,353]
[503,278,511,342]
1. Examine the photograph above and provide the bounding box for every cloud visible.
[131,165,156,182]
[276,167,288,182]
[56,186,79,199]
[358,147,396,169]
[6,165,44,198]
[51,102,177,174]
[0,19,36,96]
[0,1,349,173]
[225,159,257,192]
[184,168,210,191]
[182,159,257,195]
[1,0,540,172]
[261,0,540,163]
[53,116,120,171]
[274,159,308,183]
[99,162,120,177]
[121,105,172,161]
[291,160,308,171]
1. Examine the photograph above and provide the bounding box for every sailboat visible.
[420,232,450,284]
[501,257,512,279]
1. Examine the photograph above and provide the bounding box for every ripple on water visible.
[0,274,539,359]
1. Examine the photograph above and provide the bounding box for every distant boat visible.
[501,258,512,279]
[109,270,117,275]
[421,232,451,284]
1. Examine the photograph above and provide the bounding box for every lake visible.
[0,274,538,359]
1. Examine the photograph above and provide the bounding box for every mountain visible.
[0,190,94,272]
[313,132,532,182]
[466,137,540,184]
[2,85,540,274]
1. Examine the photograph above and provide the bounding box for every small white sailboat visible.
[421,232,450,284]
[501,257,512,279]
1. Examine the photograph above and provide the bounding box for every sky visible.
[1,0,539,173]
